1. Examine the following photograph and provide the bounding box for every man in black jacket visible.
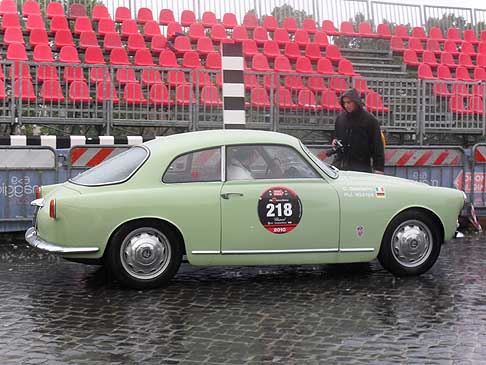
[332,88,385,174]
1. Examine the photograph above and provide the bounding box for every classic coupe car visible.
[26,130,465,289]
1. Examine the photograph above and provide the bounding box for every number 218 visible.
[266,202,292,217]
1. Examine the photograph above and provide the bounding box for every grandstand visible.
[0,0,485,144]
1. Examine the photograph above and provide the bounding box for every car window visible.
[226,144,320,181]
[70,146,148,186]
[163,147,221,183]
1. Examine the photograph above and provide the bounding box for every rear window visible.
[70,146,148,186]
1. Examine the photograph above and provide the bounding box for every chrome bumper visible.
[25,227,99,254]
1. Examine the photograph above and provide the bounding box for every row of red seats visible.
[418,63,486,82]
[405,50,486,70]
[433,83,485,98]
[392,37,486,55]
[449,95,485,115]
[0,0,100,20]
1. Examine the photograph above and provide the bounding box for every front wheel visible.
[378,210,442,276]
[106,222,182,289]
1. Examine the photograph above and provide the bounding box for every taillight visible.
[35,186,41,199]
[49,199,56,219]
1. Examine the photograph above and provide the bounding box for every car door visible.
[220,144,340,254]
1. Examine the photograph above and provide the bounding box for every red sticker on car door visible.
[257,186,302,234]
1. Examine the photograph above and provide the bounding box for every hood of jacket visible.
[339,88,363,112]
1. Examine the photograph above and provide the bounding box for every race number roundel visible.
[258,186,302,234]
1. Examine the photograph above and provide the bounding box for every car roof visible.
[144,129,300,155]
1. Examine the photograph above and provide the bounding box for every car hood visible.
[336,170,429,188]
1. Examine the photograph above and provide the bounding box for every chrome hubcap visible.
[120,228,171,280]
[391,220,433,268]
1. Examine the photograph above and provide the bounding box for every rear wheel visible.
[378,210,442,276]
[106,222,182,289]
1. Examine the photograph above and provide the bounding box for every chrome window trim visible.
[191,248,375,255]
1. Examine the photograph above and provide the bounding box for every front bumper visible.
[25,227,99,254]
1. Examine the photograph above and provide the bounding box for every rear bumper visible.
[25,227,99,254]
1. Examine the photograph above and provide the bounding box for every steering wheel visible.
[284,166,300,178]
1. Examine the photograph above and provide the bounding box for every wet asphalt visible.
[1,234,486,364]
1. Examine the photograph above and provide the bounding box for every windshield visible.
[300,142,339,179]
[70,146,149,186]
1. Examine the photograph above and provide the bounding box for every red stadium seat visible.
[294,30,310,47]
[123,82,148,105]
[464,29,479,45]
[29,29,49,47]
[284,42,301,61]
[469,96,484,115]
[338,59,359,76]
[444,40,459,56]
[192,71,213,88]
[188,22,205,42]
[23,0,41,17]
[110,48,131,65]
[4,28,25,45]
[2,13,21,30]
[298,89,321,110]
[223,13,238,29]
[322,20,339,36]
[417,63,436,80]
[274,55,293,72]
[158,50,179,68]
[74,16,93,35]
[143,21,161,39]
[250,87,271,108]
[422,50,439,67]
[11,63,32,80]
[200,86,223,107]
[243,39,259,58]
[251,54,272,72]
[59,45,80,63]
[340,21,357,37]
[426,39,442,55]
[429,27,445,42]
[296,56,314,74]
[232,25,249,42]
[69,80,92,103]
[329,77,348,93]
[104,33,123,51]
[305,43,322,62]
[302,18,317,34]
[313,31,329,48]
[253,26,269,45]
[174,36,193,54]
[461,41,477,56]
[159,9,174,25]
[477,54,486,69]
[116,69,137,84]
[449,95,472,114]
[140,70,162,85]
[473,67,486,81]
[459,54,474,69]
[210,24,227,43]
[64,67,86,83]
[197,37,215,55]
[320,89,341,110]
[411,27,427,41]
[243,13,259,30]
[98,18,117,36]
[134,49,154,66]
[205,52,221,70]
[263,40,281,59]
[50,15,69,33]
[394,25,409,40]
[307,76,328,92]
[167,70,189,87]
[456,66,472,81]
[167,22,183,40]
[408,37,425,54]
[79,31,98,49]
[37,65,58,82]
[451,83,472,97]
[202,11,217,28]
[89,66,108,84]
[121,20,140,38]
[325,45,342,62]
[437,65,454,80]
[440,52,456,68]
[92,4,111,21]
[115,7,131,23]
[447,27,462,43]
[46,2,64,18]
[41,79,65,102]
[244,74,260,90]
[263,16,278,32]
[84,47,105,64]
[354,79,370,94]
[358,22,378,38]
[127,34,147,53]
[96,81,119,103]
[7,44,28,61]
[14,78,36,101]
[151,35,167,54]
[69,3,86,19]
[274,28,290,46]
[0,0,15,15]
[403,49,420,67]
[182,51,202,69]
[26,15,45,32]
[275,87,296,109]
[376,23,392,39]
[149,84,172,105]
[176,84,197,105]
[433,83,452,97]
[390,36,406,53]
[366,91,389,112]
[54,29,74,48]
[137,8,153,24]
[282,17,298,33]
[479,42,486,54]
[181,10,196,27]
[317,58,335,75]
[33,44,54,62]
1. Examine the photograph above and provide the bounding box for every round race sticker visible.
[257,186,303,234]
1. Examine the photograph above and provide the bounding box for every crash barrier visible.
[2,143,483,232]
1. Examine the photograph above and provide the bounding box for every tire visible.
[378,210,442,276]
[106,222,182,289]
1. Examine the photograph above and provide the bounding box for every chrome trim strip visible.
[191,250,221,254]
[339,248,375,252]
[221,145,226,182]
[30,198,44,207]
[222,248,339,254]
[25,227,99,254]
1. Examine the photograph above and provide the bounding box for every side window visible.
[226,144,319,181]
[163,148,221,183]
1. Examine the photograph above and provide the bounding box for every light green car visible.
[26,130,465,289]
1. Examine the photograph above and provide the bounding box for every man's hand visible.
[331,139,338,147]
[373,170,384,175]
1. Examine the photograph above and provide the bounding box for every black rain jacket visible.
[333,89,385,173]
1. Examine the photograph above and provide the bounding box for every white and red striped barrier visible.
[385,148,462,166]
[69,146,130,168]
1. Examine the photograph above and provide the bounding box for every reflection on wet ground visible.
[1,235,486,364]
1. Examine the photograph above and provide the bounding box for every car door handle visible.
[221,192,244,199]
